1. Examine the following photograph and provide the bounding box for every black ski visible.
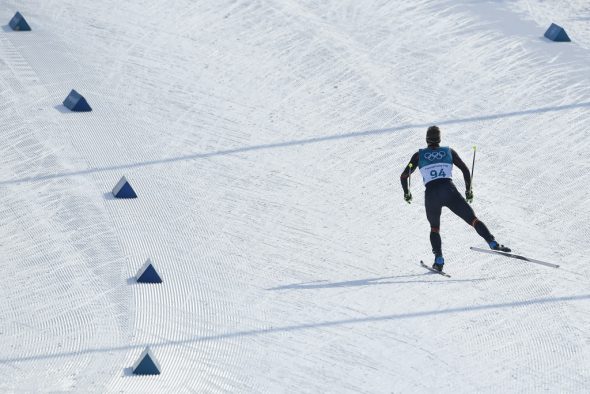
[420,260,451,277]
[470,247,559,268]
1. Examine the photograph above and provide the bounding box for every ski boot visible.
[489,240,511,253]
[432,256,445,272]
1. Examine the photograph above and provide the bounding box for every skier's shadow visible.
[267,273,487,291]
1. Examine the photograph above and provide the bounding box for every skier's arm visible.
[400,152,419,194]
[451,149,471,191]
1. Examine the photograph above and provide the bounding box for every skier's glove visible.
[465,189,474,204]
[404,192,413,204]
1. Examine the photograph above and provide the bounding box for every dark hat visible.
[426,125,441,145]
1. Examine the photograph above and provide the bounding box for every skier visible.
[400,125,510,272]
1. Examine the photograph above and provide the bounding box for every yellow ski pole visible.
[468,146,476,203]
[470,146,477,192]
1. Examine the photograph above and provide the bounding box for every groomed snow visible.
[0,0,589,392]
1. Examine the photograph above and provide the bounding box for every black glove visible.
[465,189,474,204]
[404,192,413,204]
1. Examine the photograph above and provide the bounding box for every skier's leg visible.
[425,190,443,257]
[446,186,494,242]
[472,219,494,243]
[430,230,442,256]
[469,216,511,251]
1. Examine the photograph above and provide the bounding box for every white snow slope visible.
[1,0,589,392]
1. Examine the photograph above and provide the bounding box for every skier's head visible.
[426,125,441,146]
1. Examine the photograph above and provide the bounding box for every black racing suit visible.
[400,145,495,257]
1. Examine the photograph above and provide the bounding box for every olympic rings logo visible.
[424,151,446,161]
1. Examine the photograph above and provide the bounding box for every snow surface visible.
[0,0,589,392]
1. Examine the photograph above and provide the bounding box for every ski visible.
[420,261,451,277]
[470,247,560,268]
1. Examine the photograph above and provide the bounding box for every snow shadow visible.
[1,25,12,32]
[2,101,590,186]
[0,293,588,365]
[103,192,116,201]
[540,37,573,43]
[54,104,73,113]
[267,273,489,290]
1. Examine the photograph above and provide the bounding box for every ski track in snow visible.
[1,0,590,392]
[0,55,127,394]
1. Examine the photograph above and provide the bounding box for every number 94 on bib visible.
[420,163,453,184]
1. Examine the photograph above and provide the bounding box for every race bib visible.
[419,163,453,184]
[418,147,453,185]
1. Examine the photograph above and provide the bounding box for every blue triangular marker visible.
[132,347,161,375]
[9,12,31,31]
[544,23,571,42]
[63,89,92,112]
[112,176,137,199]
[136,259,162,284]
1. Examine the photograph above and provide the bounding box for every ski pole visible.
[470,146,477,193]
[404,163,413,204]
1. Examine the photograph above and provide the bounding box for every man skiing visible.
[400,125,510,272]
